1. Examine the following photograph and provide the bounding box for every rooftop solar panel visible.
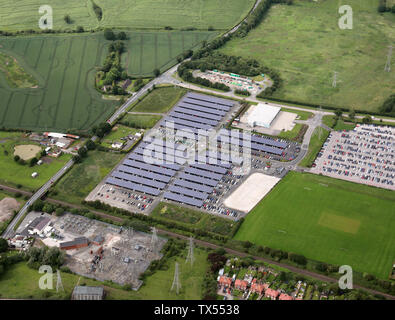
[218,130,288,149]
[173,179,214,193]
[168,185,209,200]
[163,192,204,207]
[106,177,160,196]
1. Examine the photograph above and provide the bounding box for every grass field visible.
[100,125,139,148]
[0,32,213,131]
[0,0,255,32]
[0,52,38,88]
[299,127,329,168]
[0,248,209,299]
[52,150,123,204]
[220,0,395,113]
[0,131,71,190]
[152,202,237,237]
[121,114,162,129]
[234,172,395,278]
[132,86,188,113]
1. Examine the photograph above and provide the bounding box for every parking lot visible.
[310,124,395,191]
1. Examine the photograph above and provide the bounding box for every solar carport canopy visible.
[106,177,160,196]
[164,192,204,207]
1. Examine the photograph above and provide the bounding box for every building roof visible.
[251,282,266,293]
[59,237,88,248]
[235,279,248,288]
[93,235,104,243]
[279,293,293,300]
[218,276,232,286]
[265,288,279,298]
[72,286,104,296]
[247,103,281,127]
[34,217,51,231]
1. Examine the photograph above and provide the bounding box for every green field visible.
[121,114,162,129]
[220,0,395,113]
[0,247,209,299]
[0,32,213,131]
[0,131,71,190]
[234,172,395,278]
[0,0,255,32]
[132,86,188,113]
[52,150,123,204]
[299,127,329,168]
[100,125,140,148]
[0,52,38,88]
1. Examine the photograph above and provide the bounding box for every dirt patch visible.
[0,197,19,223]
[14,144,41,160]
[41,156,54,164]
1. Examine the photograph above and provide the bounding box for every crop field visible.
[0,32,213,131]
[220,0,395,113]
[234,172,395,278]
[0,0,255,32]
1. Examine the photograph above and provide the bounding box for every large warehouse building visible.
[246,104,281,128]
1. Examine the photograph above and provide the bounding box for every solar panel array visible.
[106,92,238,208]
[217,129,289,156]
[159,92,234,135]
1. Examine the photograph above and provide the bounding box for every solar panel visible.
[111,171,166,189]
[183,98,231,112]
[186,92,235,108]
[218,129,288,149]
[178,172,218,187]
[118,165,171,183]
[123,159,177,176]
[106,177,160,196]
[160,122,210,136]
[168,185,209,200]
[169,111,218,126]
[178,102,226,116]
[163,192,204,207]
[164,117,212,130]
[184,167,222,180]
[173,106,222,121]
[190,163,228,175]
[127,154,181,171]
[173,179,214,193]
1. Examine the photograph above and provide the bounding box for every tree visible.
[153,68,160,77]
[76,26,84,33]
[64,15,71,24]
[13,155,20,162]
[118,31,127,40]
[85,140,96,150]
[104,28,116,41]
[334,109,343,118]
[362,115,372,123]
[72,154,82,163]
[0,238,8,253]
[78,146,88,158]
[29,157,38,167]
[55,207,65,217]
[348,109,355,120]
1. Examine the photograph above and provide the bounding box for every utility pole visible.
[186,236,195,266]
[171,262,181,295]
[384,45,393,72]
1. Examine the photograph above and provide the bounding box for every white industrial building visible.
[246,104,281,128]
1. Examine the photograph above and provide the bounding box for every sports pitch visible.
[234,172,395,278]
[0,31,214,131]
[220,0,395,112]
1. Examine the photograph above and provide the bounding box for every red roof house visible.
[279,293,294,300]
[250,282,266,295]
[265,288,280,300]
[234,279,249,291]
[218,276,232,287]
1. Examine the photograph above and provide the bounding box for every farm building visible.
[72,286,104,300]
[59,237,89,250]
[246,104,281,128]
